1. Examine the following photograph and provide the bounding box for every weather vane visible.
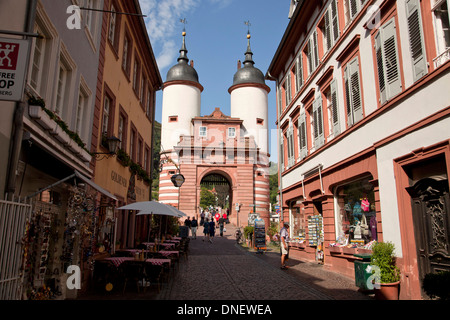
[244,20,251,35]
[180,18,188,32]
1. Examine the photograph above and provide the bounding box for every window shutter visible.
[406,0,428,81]
[286,74,291,105]
[296,57,303,91]
[375,31,387,104]
[313,99,319,143]
[344,65,353,127]
[316,96,325,147]
[330,79,340,136]
[288,126,295,166]
[313,30,319,70]
[349,57,363,123]
[324,9,332,51]
[299,110,308,160]
[350,0,359,19]
[307,38,313,74]
[382,18,402,99]
[331,0,340,43]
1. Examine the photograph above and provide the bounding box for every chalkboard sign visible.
[254,218,266,250]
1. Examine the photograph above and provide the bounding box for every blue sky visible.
[139,0,291,162]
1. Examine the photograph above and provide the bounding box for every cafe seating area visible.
[92,236,190,296]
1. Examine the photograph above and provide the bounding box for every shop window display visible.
[333,177,377,249]
[290,207,306,243]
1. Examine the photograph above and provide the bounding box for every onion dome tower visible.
[161,30,203,154]
[229,31,270,154]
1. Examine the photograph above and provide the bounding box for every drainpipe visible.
[5,0,37,197]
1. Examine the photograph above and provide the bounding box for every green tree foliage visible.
[200,186,216,209]
[269,162,279,209]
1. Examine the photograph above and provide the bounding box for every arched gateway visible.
[158,30,271,229]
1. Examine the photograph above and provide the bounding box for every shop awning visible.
[26,170,118,201]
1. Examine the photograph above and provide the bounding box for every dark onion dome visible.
[166,32,200,84]
[231,34,266,86]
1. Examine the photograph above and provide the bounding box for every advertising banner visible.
[0,38,30,102]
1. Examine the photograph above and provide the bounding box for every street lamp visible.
[94,135,121,160]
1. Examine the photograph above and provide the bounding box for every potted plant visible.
[370,241,401,300]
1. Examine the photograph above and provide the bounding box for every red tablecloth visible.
[159,250,179,257]
[102,257,134,267]
[101,257,171,267]
[146,258,171,266]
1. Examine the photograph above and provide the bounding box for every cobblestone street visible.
[79,224,373,301]
[156,225,372,300]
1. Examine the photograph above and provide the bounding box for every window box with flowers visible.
[28,96,92,162]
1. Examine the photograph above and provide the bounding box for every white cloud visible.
[139,0,200,70]
[139,0,233,71]
[156,40,177,70]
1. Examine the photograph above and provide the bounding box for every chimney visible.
[237,60,241,70]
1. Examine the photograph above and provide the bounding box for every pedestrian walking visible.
[200,210,205,226]
[218,215,224,236]
[280,222,290,269]
[223,210,228,224]
[209,219,215,243]
[184,216,192,237]
[191,216,198,239]
[203,218,210,242]
[215,212,220,228]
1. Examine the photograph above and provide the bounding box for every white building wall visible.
[161,84,201,153]
[376,115,450,257]
[230,86,269,154]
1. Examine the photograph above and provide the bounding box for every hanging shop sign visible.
[0,38,30,102]
[171,173,185,187]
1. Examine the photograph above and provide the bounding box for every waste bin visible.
[353,253,373,291]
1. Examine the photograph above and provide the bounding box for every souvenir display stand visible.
[308,215,324,264]
[253,218,266,253]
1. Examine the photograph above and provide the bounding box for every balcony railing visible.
[177,135,258,149]
[433,47,450,69]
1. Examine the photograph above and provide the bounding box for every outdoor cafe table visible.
[159,250,179,258]
[116,249,153,255]
[101,257,171,267]
[165,239,181,244]
[142,242,176,249]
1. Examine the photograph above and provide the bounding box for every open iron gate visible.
[0,197,33,300]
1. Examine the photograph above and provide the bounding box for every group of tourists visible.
[183,208,229,243]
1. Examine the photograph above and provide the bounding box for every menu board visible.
[254,218,266,250]
[308,215,323,246]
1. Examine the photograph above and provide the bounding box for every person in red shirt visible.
[215,212,220,228]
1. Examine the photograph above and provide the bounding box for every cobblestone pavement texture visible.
[79,224,373,300]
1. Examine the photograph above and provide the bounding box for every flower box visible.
[79,148,92,163]
[49,124,62,136]
[29,105,54,130]
[67,140,81,155]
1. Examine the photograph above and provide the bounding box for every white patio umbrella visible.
[117,200,185,217]
[117,201,186,252]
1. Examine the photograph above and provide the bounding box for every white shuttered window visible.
[374,18,402,104]
[344,57,363,127]
[406,0,428,81]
